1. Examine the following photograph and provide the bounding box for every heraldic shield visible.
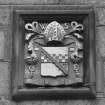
[24,21,84,86]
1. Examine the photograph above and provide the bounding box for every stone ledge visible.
[17,100,96,105]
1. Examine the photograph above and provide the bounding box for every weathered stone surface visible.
[0,2,104,105]
[62,0,105,5]
[0,30,5,60]
[0,6,11,60]
[1,0,105,5]
[96,98,105,105]
[0,6,10,26]
[96,27,105,97]
[103,61,105,94]
[0,0,59,5]
[96,26,105,57]
[0,98,16,105]
[0,28,12,60]
[96,7,105,26]
[18,100,97,105]
[61,0,85,4]
[17,99,105,105]
[0,62,10,99]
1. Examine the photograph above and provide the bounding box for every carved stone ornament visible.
[12,6,95,100]
[24,20,84,86]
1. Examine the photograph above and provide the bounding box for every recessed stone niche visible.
[12,5,95,101]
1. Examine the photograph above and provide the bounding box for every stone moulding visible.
[12,5,96,101]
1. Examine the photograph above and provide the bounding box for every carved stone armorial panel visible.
[24,20,84,86]
[12,6,95,100]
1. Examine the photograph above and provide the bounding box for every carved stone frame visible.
[12,5,95,101]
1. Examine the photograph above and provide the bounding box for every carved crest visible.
[24,20,84,86]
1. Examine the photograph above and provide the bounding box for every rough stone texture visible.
[62,0,105,5]
[1,0,105,5]
[96,7,105,26]
[0,6,10,26]
[103,62,105,95]
[0,30,5,60]
[0,6,11,60]
[17,99,105,105]
[0,0,105,105]
[0,0,59,5]
[96,98,105,105]
[18,99,105,105]
[0,28,12,61]
[18,100,90,105]
[96,26,105,57]
[0,98,16,105]
[0,62,10,99]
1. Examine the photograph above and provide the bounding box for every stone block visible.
[0,6,11,60]
[96,7,105,26]
[96,26,105,57]
[0,28,12,60]
[0,0,59,5]
[0,62,10,99]
[0,6,10,26]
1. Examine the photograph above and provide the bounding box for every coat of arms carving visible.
[24,20,84,86]
[12,6,96,100]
